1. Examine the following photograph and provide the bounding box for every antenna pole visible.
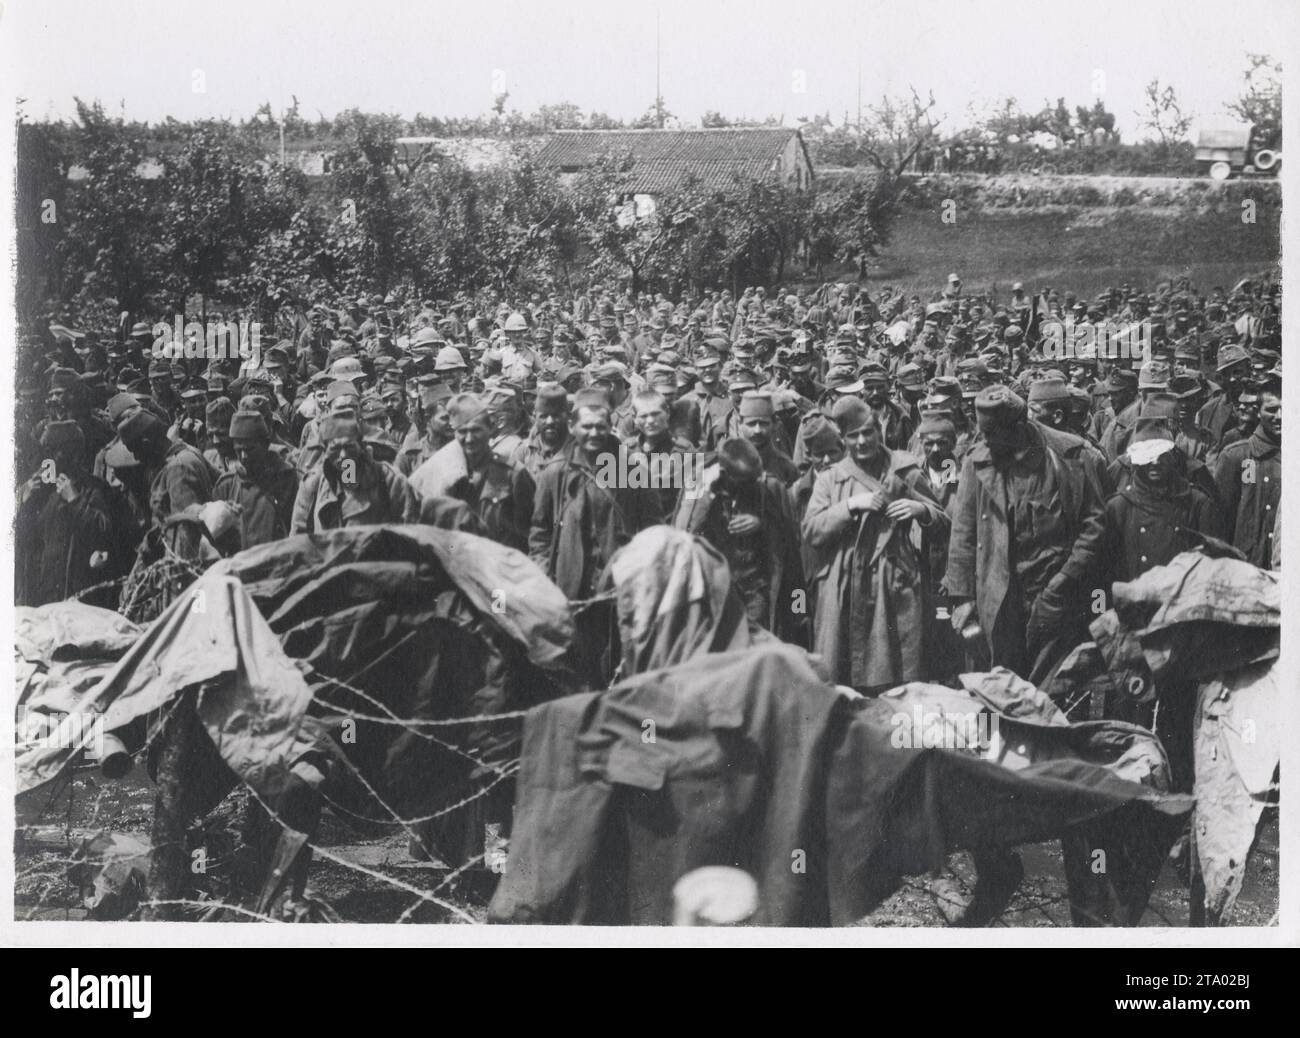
[656,10,663,128]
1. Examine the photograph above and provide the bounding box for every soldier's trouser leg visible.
[1155,678,1197,794]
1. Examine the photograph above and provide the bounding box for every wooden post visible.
[142,695,199,921]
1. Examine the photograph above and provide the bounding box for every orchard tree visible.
[1138,79,1193,148]
[1226,53,1281,149]
[61,99,171,316]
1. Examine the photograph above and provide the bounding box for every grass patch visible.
[865,207,1280,298]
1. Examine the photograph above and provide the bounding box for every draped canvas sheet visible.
[16,527,577,816]
[491,645,1193,925]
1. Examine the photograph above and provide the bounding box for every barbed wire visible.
[299,660,522,777]
[70,575,128,602]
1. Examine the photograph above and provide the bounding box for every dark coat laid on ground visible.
[489,643,1193,926]
[802,452,947,690]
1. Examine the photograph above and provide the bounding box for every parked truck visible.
[1195,125,1281,180]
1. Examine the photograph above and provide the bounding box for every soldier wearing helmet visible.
[435,344,469,392]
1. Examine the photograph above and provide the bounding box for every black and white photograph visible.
[2,0,1295,955]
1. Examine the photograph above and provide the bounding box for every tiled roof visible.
[537,128,809,194]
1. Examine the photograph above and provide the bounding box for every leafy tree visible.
[15,116,73,321]
[1226,53,1281,149]
[325,110,407,291]
[1138,79,1193,148]
[158,126,275,315]
[1075,99,1119,144]
[1045,97,1075,146]
[60,99,171,316]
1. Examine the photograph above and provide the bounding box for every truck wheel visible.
[1208,161,1232,181]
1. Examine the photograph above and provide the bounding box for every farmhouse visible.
[536,127,815,208]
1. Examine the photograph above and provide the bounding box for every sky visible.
[1,0,1292,140]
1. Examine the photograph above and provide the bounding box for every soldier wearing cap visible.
[621,389,698,518]
[802,396,946,692]
[118,408,216,526]
[789,414,844,574]
[16,420,135,607]
[674,437,807,645]
[786,350,823,404]
[372,377,416,453]
[1102,397,1224,588]
[213,411,300,548]
[933,325,973,379]
[294,379,358,474]
[291,414,419,533]
[170,376,209,449]
[945,385,1107,684]
[260,344,298,420]
[127,320,155,364]
[1027,377,1072,431]
[914,411,966,677]
[1100,398,1227,776]
[1101,362,1170,462]
[1064,386,1098,443]
[295,306,333,379]
[732,391,798,485]
[589,360,635,440]
[238,379,298,459]
[859,362,914,451]
[1090,367,1137,444]
[408,393,535,552]
[529,388,665,684]
[1198,343,1253,456]
[510,384,571,482]
[39,366,115,471]
[1031,377,1112,493]
[1163,373,1214,463]
[1001,324,1027,371]
[691,350,731,448]
[1213,382,1281,568]
[397,382,454,477]
[479,383,525,462]
[202,398,240,476]
[145,358,182,418]
[91,393,150,522]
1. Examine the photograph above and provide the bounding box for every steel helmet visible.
[435,344,468,372]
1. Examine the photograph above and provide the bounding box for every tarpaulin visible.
[17,573,317,797]
[490,645,1193,926]
[1112,551,1280,681]
[883,670,1171,786]
[1193,657,1279,922]
[213,525,574,668]
[599,526,765,676]
[16,603,140,718]
[17,527,577,869]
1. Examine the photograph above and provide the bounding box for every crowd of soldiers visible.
[14,273,1282,765]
